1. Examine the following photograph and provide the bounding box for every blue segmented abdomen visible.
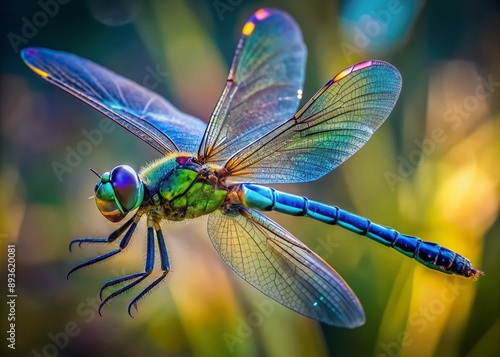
[237,184,483,278]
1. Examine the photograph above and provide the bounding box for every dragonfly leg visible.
[68,215,136,251]
[128,220,170,317]
[98,217,156,316]
[67,213,141,279]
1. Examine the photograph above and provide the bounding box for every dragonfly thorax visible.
[139,154,228,221]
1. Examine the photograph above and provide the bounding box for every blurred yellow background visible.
[1,0,499,356]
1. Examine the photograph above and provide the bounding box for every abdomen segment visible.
[238,184,483,278]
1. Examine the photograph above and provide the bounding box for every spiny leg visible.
[69,215,135,251]
[128,220,170,317]
[67,214,141,279]
[98,216,156,316]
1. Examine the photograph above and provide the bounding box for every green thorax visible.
[139,154,227,221]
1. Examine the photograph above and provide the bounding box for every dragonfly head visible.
[92,165,144,222]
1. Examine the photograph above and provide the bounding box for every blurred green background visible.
[1,0,499,356]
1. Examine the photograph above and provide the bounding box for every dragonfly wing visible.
[207,206,365,327]
[21,47,206,154]
[224,60,402,184]
[198,8,306,164]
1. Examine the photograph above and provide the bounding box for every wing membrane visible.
[224,60,402,183]
[199,8,306,164]
[21,47,206,154]
[207,206,365,327]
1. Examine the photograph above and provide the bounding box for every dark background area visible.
[1,0,499,356]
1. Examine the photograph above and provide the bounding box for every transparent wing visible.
[223,60,402,183]
[21,47,206,154]
[198,8,306,164]
[207,206,365,327]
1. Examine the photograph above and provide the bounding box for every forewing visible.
[199,8,306,164]
[207,206,365,327]
[21,47,206,154]
[223,61,402,183]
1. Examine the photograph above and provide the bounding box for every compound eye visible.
[110,165,144,212]
[94,181,127,222]
[95,195,127,222]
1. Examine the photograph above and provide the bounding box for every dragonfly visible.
[21,8,483,328]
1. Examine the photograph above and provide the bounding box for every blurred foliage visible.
[1,0,499,356]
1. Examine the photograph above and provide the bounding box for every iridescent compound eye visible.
[94,178,126,223]
[94,165,144,222]
[110,165,144,212]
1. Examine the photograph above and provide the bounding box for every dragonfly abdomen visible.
[238,184,483,279]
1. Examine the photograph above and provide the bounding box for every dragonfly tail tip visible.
[470,267,484,280]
